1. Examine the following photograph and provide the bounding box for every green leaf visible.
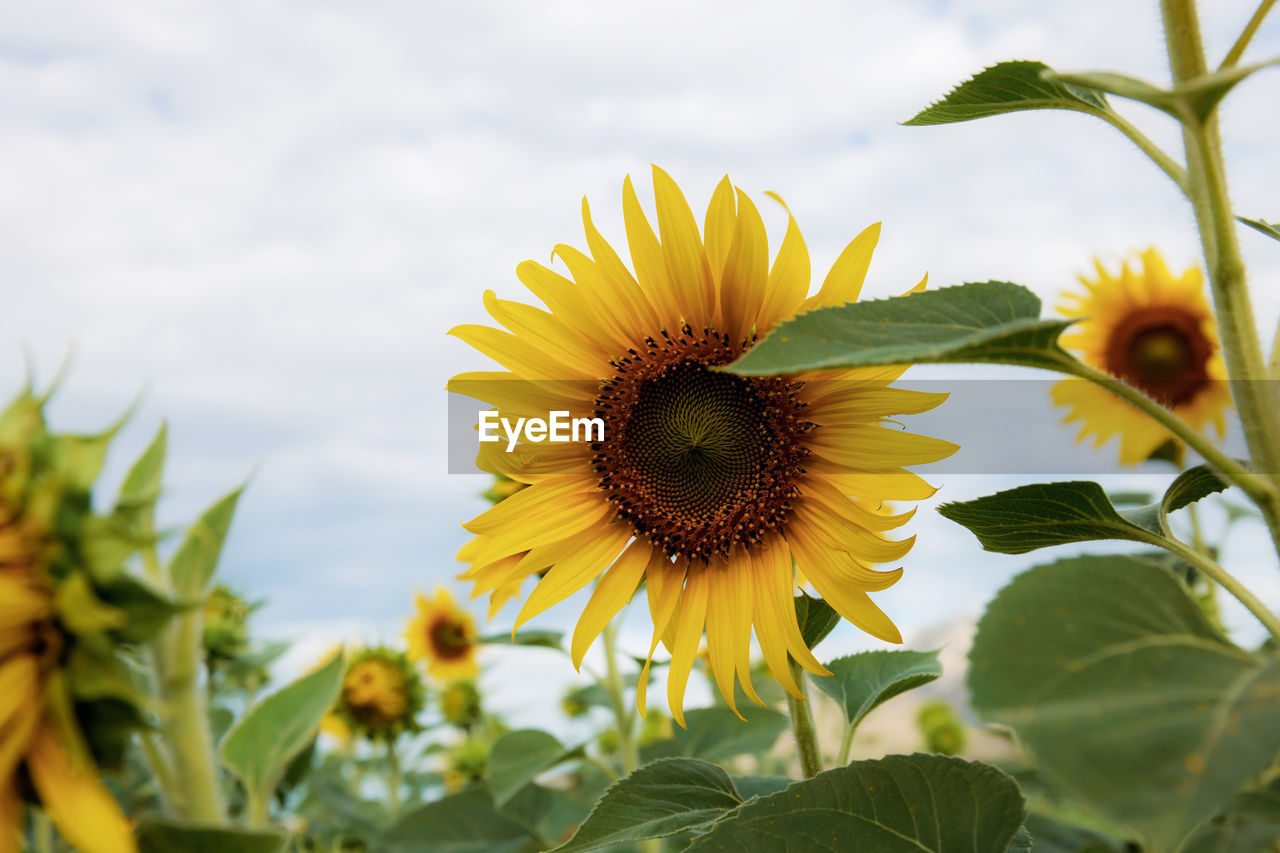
[1021,813,1126,853]
[384,786,543,853]
[905,60,1111,125]
[731,775,792,799]
[1178,57,1280,122]
[552,758,742,852]
[220,651,344,809]
[809,649,942,731]
[730,281,1077,377]
[114,423,166,531]
[1240,216,1280,242]
[938,468,1229,554]
[642,706,788,763]
[795,591,839,651]
[1182,778,1280,853]
[969,554,1280,851]
[97,573,177,644]
[136,821,285,853]
[487,729,586,807]
[479,629,565,651]
[686,753,1026,852]
[169,487,244,597]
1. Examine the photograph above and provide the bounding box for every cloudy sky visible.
[5,1,1279,724]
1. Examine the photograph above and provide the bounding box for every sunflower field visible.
[5,1,1280,852]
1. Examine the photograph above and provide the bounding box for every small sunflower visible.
[331,647,424,742]
[448,167,955,724]
[1052,249,1231,465]
[406,587,480,681]
[439,679,483,729]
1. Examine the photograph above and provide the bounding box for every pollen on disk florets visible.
[591,324,813,562]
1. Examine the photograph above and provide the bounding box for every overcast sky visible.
[5,1,1279,725]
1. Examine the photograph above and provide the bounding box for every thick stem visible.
[152,608,227,823]
[1160,0,1280,559]
[785,659,823,779]
[601,622,640,774]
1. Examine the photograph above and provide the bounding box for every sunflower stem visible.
[785,659,823,779]
[1160,0,1280,562]
[601,621,640,774]
[1220,0,1277,68]
[1161,536,1280,644]
[152,604,228,823]
[836,722,856,767]
[1098,110,1189,196]
[33,810,53,853]
[1069,361,1274,503]
[386,739,402,811]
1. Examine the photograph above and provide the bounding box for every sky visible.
[4,0,1280,728]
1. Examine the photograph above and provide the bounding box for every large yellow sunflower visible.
[448,167,955,724]
[406,587,480,681]
[1051,249,1231,465]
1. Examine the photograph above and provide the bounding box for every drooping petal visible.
[27,723,137,853]
[571,538,652,669]
[666,568,709,727]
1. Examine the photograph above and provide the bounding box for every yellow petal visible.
[571,539,652,669]
[449,324,594,380]
[756,192,810,334]
[802,222,880,310]
[666,568,709,728]
[637,554,685,715]
[623,175,682,330]
[703,563,742,718]
[652,165,716,328]
[702,176,736,293]
[28,723,137,853]
[748,537,828,700]
[0,782,19,853]
[719,188,769,345]
[513,523,632,632]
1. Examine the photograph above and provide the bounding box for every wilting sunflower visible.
[406,587,480,681]
[1,390,156,853]
[448,167,955,724]
[330,647,424,742]
[1051,249,1230,465]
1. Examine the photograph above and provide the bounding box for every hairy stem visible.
[1161,536,1280,644]
[785,659,823,779]
[1160,0,1280,560]
[1221,0,1277,68]
[1098,110,1190,195]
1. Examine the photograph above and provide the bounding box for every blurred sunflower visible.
[1,390,155,853]
[1052,249,1230,465]
[406,588,480,681]
[439,679,482,729]
[448,167,955,724]
[330,647,424,742]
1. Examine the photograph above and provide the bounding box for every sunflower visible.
[448,167,955,724]
[1,392,146,853]
[330,647,424,742]
[439,679,483,729]
[406,587,480,681]
[1051,249,1230,465]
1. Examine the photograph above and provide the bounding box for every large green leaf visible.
[1182,778,1280,853]
[220,651,344,810]
[1020,814,1124,853]
[730,282,1077,376]
[641,706,788,763]
[487,729,585,807]
[384,786,543,853]
[809,649,942,731]
[969,555,1280,851]
[905,60,1111,125]
[136,821,285,853]
[552,758,743,852]
[686,753,1026,852]
[168,486,244,597]
[938,468,1229,554]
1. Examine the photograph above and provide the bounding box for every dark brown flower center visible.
[429,617,474,661]
[1104,306,1212,407]
[592,326,811,562]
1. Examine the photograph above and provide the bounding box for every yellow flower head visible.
[332,647,424,742]
[1052,249,1230,465]
[0,389,156,853]
[448,167,955,725]
[439,679,483,728]
[406,587,480,682]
